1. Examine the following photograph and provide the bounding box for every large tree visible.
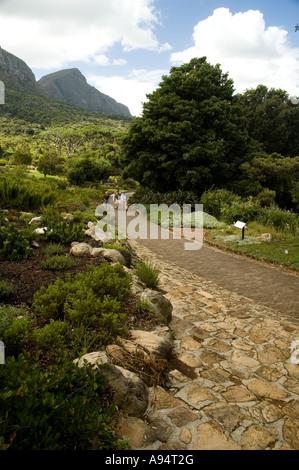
[237,85,299,157]
[121,57,249,193]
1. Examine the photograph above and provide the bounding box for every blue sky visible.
[0,0,298,116]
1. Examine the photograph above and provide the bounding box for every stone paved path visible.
[125,239,299,450]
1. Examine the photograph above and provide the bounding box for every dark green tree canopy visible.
[121,57,249,193]
[236,85,299,157]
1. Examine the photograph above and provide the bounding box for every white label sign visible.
[234,221,246,229]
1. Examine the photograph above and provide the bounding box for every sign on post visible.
[234,221,246,240]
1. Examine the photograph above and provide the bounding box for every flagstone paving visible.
[126,239,299,450]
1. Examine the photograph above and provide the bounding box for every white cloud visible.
[0,0,169,68]
[170,8,299,96]
[93,55,127,67]
[87,69,167,116]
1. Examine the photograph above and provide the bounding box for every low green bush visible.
[129,187,199,207]
[33,320,72,354]
[256,205,298,235]
[136,260,159,289]
[0,354,128,450]
[70,324,105,357]
[0,280,14,300]
[33,263,131,338]
[0,224,34,260]
[220,197,261,224]
[41,206,62,226]
[46,221,85,244]
[41,255,77,271]
[0,174,56,211]
[43,243,65,257]
[200,189,240,219]
[0,307,32,357]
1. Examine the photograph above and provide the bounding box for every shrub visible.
[41,255,77,271]
[41,206,62,226]
[136,260,159,289]
[202,213,227,229]
[73,211,84,222]
[0,224,34,260]
[0,174,56,211]
[0,354,128,450]
[0,307,32,357]
[181,211,226,229]
[220,197,261,224]
[33,320,72,354]
[43,243,65,257]
[33,263,132,338]
[256,205,299,235]
[137,299,155,316]
[70,324,105,357]
[46,221,85,244]
[129,187,199,208]
[200,189,240,219]
[0,280,14,300]
[256,189,276,207]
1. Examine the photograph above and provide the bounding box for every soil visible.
[0,238,160,333]
[0,242,105,308]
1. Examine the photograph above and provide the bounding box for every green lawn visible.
[205,224,299,271]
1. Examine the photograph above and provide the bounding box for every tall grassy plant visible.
[136,261,160,289]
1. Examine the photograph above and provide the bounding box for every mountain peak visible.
[38,68,131,117]
[0,47,131,117]
[0,47,40,94]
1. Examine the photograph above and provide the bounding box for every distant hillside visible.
[0,47,41,94]
[0,88,133,127]
[38,68,132,118]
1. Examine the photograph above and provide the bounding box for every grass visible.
[136,260,160,289]
[28,170,67,182]
[41,255,77,271]
[205,223,299,271]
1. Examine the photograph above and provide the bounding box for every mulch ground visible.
[0,238,161,334]
[0,242,104,308]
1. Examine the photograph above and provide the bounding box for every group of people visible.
[103,189,128,210]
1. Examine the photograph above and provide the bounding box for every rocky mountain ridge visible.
[0,47,131,117]
[38,68,131,117]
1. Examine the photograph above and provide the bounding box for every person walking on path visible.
[103,191,110,209]
[119,192,128,210]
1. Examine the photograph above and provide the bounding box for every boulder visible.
[116,416,157,449]
[131,275,147,294]
[74,351,110,368]
[91,248,105,258]
[29,216,43,226]
[118,249,132,268]
[34,227,47,235]
[102,248,127,266]
[124,330,172,360]
[63,213,74,221]
[102,365,149,418]
[74,351,149,417]
[140,289,173,325]
[70,242,92,257]
[85,222,104,242]
[257,233,273,242]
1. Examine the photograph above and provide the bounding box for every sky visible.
[0,0,298,116]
